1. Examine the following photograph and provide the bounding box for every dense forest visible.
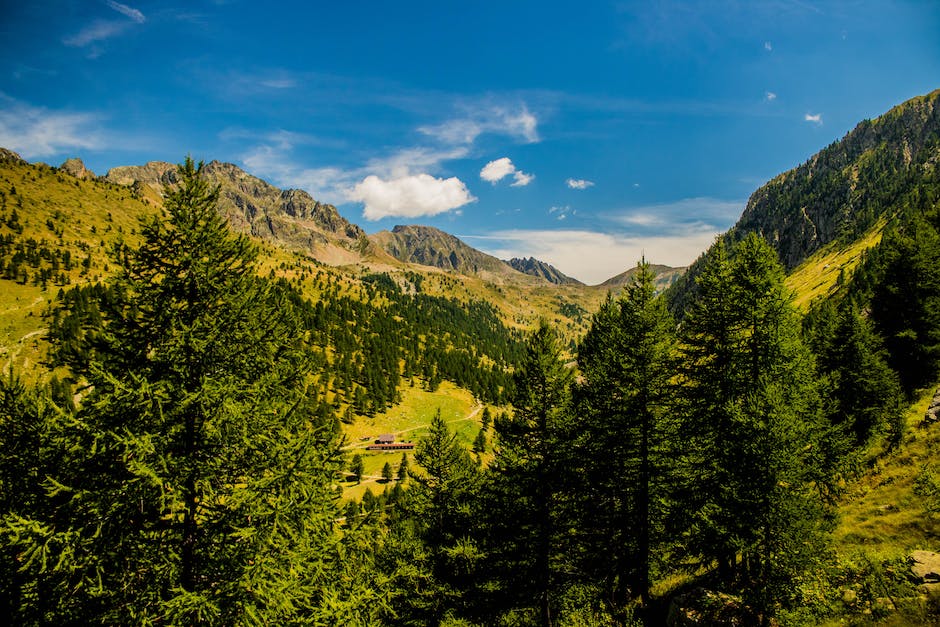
[1,156,940,626]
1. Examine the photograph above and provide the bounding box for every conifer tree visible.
[3,158,380,624]
[485,322,574,625]
[575,261,677,609]
[679,234,827,617]
[383,410,483,625]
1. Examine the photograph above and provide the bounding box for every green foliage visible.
[575,261,678,609]
[484,322,575,625]
[382,410,484,625]
[1,159,382,624]
[678,234,829,617]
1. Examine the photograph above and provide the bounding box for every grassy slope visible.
[785,217,887,311]
[338,381,490,501]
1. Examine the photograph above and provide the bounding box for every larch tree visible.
[3,159,382,625]
[575,260,677,610]
[485,321,574,626]
[679,233,828,618]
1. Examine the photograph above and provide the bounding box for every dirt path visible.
[0,296,46,316]
[2,328,46,371]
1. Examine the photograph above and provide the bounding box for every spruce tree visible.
[383,410,483,625]
[3,159,378,624]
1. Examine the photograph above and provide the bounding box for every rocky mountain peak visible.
[506,256,583,285]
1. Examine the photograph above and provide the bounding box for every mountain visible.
[105,160,375,265]
[668,88,940,313]
[506,257,583,285]
[734,89,940,271]
[600,264,685,292]
[370,225,522,280]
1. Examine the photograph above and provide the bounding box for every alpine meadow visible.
[2,2,940,625]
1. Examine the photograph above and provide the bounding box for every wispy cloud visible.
[608,197,743,232]
[480,157,534,187]
[64,1,146,48]
[106,1,145,23]
[566,178,594,190]
[804,112,823,125]
[420,104,539,145]
[0,96,104,157]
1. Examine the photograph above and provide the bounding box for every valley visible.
[1,88,939,625]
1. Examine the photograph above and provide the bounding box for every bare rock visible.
[911,551,940,583]
[923,389,940,426]
[0,148,27,165]
[59,157,95,179]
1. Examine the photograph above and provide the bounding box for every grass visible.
[339,380,491,501]
[834,386,940,557]
[786,218,887,310]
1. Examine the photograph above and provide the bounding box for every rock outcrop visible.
[59,158,96,179]
[104,159,369,264]
[0,148,27,165]
[910,550,940,583]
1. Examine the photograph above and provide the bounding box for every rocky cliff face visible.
[507,257,583,285]
[105,160,369,262]
[371,225,519,278]
[667,89,940,315]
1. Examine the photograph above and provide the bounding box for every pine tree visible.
[3,159,380,624]
[382,461,394,483]
[397,452,409,481]
[575,261,677,609]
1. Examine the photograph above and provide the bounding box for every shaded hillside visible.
[506,256,583,285]
[105,159,377,264]
[371,224,521,279]
[668,89,940,315]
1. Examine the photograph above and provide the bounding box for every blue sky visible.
[1,1,938,284]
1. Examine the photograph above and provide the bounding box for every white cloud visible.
[464,226,720,285]
[765,91,777,101]
[804,112,823,125]
[566,178,594,190]
[481,157,515,183]
[106,1,145,23]
[511,170,534,187]
[349,173,476,220]
[480,157,533,186]
[0,98,103,157]
[419,104,539,145]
